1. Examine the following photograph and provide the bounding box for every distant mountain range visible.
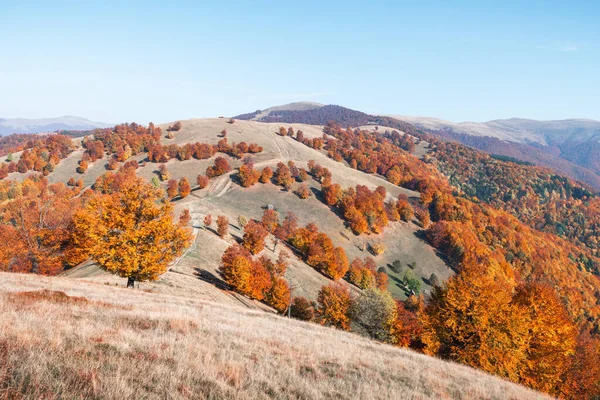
[235,102,600,190]
[0,116,111,136]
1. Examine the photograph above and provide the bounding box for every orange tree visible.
[317,282,353,330]
[73,173,192,287]
[0,177,82,275]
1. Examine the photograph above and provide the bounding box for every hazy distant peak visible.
[0,116,111,136]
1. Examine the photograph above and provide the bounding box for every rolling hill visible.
[1,110,599,398]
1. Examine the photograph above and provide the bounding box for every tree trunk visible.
[127,277,135,288]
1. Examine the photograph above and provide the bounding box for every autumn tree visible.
[266,277,291,313]
[167,179,178,198]
[317,282,353,330]
[295,184,310,199]
[178,177,191,198]
[179,209,191,226]
[73,174,192,287]
[290,296,314,321]
[167,121,182,132]
[421,261,527,383]
[391,299,424,349]
[197,175,209,189]
[323,183,342,206]
[206,156,231,178]
[158,164,170,181]
[242,220,268,255]
[261,209,279,233]
[217,215,229,238]
[273,162,293,189]
[351,287,397,343]
[511,283,577,394]
[260,166,273,183]
[204,214,212,229]
[219,244,253,295]
[238,163,260,187]
[0,178,82,275]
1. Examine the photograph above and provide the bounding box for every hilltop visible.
[234,102,600,189]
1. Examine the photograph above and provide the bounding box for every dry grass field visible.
[0,272,549,400]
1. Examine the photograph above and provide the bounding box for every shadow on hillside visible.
[194,268,229,290]
[309,187,347,221]
[412,229,459,274]
[389,275,410,296]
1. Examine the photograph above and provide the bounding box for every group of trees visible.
[0,168,192,288]
[0,134,74,179]
[271,121,600,397]
[147,138,262,163]
[166,177,191,199]
[219,243,291,313]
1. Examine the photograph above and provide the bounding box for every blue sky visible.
[1,0,598,123]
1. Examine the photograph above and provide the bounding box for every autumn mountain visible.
[1,107,599,399]
[234,102,600,190]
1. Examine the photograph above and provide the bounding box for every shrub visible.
[217,215,229,238]
[370,242,386,256]
[290,296,314,321]
[295,184,311,199]
[167,121,182,132]
[197,175,209,189]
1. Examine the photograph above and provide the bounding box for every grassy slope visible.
[0,272,548,400]
[61,118,451,303]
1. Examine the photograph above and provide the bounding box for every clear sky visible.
[1,0,599,123]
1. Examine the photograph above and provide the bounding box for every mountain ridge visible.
[0,115,111,136]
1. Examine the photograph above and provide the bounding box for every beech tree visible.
[217,215,229,237]
[260,166,273,183]
[179,177,191,198]
[351,287,397,343]
[72,173,192,287]
[317,282,353,330]
[290,296,314,321]
[242,220,268,254]
[0,178,82,275]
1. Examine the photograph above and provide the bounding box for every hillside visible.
[0,272,549,400]
[1,116,599,398]
[393,115,600,189]
[235,103,600,190]
[61,118,451,303]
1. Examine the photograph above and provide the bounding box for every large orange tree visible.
[73,173,191,287]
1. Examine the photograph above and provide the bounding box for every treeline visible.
[234,104,426,139]
[147,138,262,163]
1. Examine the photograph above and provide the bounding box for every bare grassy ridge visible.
[0,273,548,400]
